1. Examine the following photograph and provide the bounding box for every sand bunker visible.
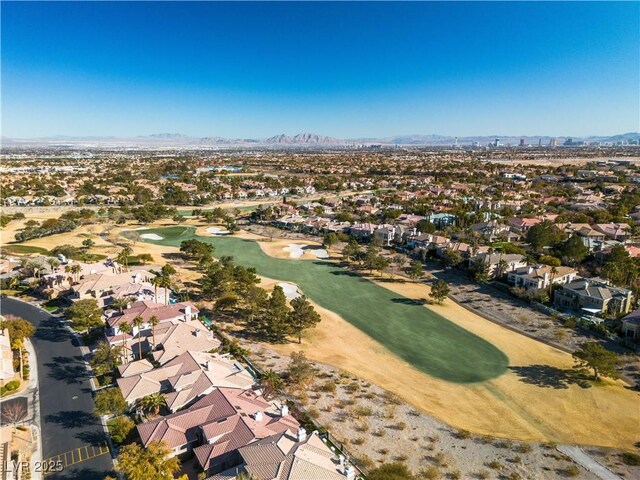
[282,244,307,258]
[277,282,302,300]
[309,248,329,258]
[282,244,329,259]
[206,227,230,235]
[140,233,164,240]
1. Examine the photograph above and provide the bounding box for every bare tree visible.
[1,400,28,430]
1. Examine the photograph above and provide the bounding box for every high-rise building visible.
[519,138,525,147]
[538,138,542,147]
[549,138,558,146]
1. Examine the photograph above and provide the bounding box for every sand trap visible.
[308,248,329,258]
[206,227,230,235]
[277,282,302,300]
[140,233,164,240]
[282,244,307,258]
[134,227,150,231]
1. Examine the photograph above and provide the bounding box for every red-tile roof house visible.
[137,388,299,475]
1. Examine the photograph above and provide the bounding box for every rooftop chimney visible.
[254,411,263,422]
[296,427,307,442]
[279,404,289,417]
[185,305,192,321]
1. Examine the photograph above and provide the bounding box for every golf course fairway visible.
[138,226,509,383]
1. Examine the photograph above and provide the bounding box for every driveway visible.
[1,297,114,479]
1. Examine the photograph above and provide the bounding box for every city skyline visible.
[2,1,639,138]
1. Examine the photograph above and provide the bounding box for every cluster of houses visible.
[3,255,356,479]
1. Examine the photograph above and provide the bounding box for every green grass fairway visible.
[3,245,51,255]
[140,226,509,383]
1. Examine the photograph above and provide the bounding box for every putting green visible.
[139,226,509,383]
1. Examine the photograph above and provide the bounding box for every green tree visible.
[137,253,154,265]
[560,235,588,266]
[119,322,132,363]
[573,343,619,381]
[90,341,123,380]
[430,279,450,304]
[46,257,61,273]
[132,316,144,360]
[82,238,95,250]
[407,260,424,282]
[288,296,321,344]
[2,316,36,381]
[442,248,463,268]
[323,232,339,249]
[65,299,103,332]
[117,246,133,269]
[259,369,283,399]
[265,286,291,342]
[138,392,167,416]
[215,294,239,312]
[109,416,135,444]
[342,239,362,263]
[527,220,565,253]
[116,441,180,480]
[149,315,160,350]
[416,219,436,234]
[470,259,490,282]
[94,388,128,416]
[180,239,215,264]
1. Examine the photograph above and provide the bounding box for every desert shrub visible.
[515,443,532,454]
[307,407,320,419]
[434,452,450,467]
[392,421,407,431]
[394,454,409,462]
[382,391,403,405]
[495,440,512,449]
[508,473,522,480]
[475,470,489,479]
[351,405,373,418]
[317,381,336,393]
[372,428,386,437]
[455,429,471,439]
[448,470,461,480]
[378,448,389,455]
[355,423,369,433]
[419,466,441,480]
[487,460,502,470]
[622,452,640,466]
[344,381,360,393]
[558,465,580,477]
[512,456,522,464]
[351,437,365,446]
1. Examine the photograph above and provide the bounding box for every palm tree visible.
[150,276,161,302]
[46,257,61,274]
[138,393,167,416]
[118,323,132,364]
[259,369,283,400]
[149,315,159,350]
[110,297,132,313]
[548,266,558,296]
[132,316,145,361]
[496,259,509,279]
[70,264,82,283]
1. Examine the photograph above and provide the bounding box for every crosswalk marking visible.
[42,443,109,476]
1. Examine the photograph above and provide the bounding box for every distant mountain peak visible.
[266,132,343,145]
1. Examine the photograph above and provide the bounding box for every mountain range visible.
[2,132,638,148]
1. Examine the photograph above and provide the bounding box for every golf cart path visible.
[558,446,622,480]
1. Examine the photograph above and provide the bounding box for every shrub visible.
[621,452,640,466]
[355,423,369,433]
[108,416,135,444]
[419,466,441,480]
[512,456,522,464]
[351,405,373,418]
[372,428,386,437]
[351,437,365,446]
[508,473,522,480]
[307,407,320,419]
[392,421,407,431]
[344,381,360,393]
[475,470,489,479]
[487,460,502,470]
[559,465,580,477]
[434,452,450,467]
[515,443,532,454]
[318,381,337,393]
[449,470,461,480]
[455,429,471,439]
[5,381,20,391]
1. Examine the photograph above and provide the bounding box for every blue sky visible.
[2,1,639,138]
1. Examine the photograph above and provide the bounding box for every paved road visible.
[558,446,623,480]
[1,297,114,479]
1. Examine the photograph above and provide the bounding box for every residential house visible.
[469,253,527,279]
[137,388,300,474]
[554,279,633,317]
[469,220,518,242]
[507,217,541,233]
[507,265,577,291]
[0,330,15,383]
[117,351,254,412]
[556,223,607,252]
[593,223,631,241]
[621,309,640,346]
[211,430,352,480]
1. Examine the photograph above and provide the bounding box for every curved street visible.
[1,297,114,480]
